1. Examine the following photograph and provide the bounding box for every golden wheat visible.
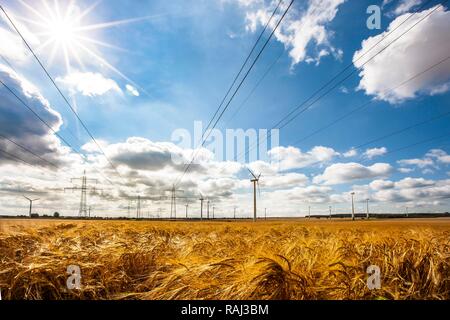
[0,218,449,300]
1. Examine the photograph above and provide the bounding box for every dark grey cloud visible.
[0,65,66,168]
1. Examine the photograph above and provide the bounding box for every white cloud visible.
[241,0,345,67]
[268,145,339,171]
[339,86,349,94]
[313,162,393,185]
[364,147,387,159]
[370,179,395,190]
[0,15,40,63]
[126,84,140,97]
[394,177,435,189]
[397,157,434,168]
[393,0,422,16]
[398,167,414,173]
[259,172,309,189]
[0,28,29,62]
[343,148,357,158]
[56,71,122,97]
[353,6,450,103]
[426,149,450,164]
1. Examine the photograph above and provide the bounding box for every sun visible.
[11,0,155,95]
[47,16,77,45]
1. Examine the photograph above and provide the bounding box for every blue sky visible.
[0,0,449,217]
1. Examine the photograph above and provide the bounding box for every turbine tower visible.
[23,196,39,217]
[248,168,261,222]
[351,192,355,221]
[199,193,205,220]
[366,198,370,219]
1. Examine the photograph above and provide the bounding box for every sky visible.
[0,0,449,218]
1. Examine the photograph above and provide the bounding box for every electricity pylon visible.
[136,195,141,219]
[65,170,99,217]
[165,185,184,219]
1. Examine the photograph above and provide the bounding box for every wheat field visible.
[0,218,449,300]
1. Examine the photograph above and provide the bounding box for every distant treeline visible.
[1,212,449,221]
[308,212,450,219]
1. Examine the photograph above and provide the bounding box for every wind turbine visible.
[199,193,205,220]
[24,196,39,217]
[366,199,370,219]
[351,192,355,221]
[248,168,261,222]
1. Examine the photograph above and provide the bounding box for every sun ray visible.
[42,0,57,22]
[11,15,49,29]
[14,0,151,96]
[75,41,151,97]
[75,0,103,23]
[74,35,130,53]
[62,42,72,74]
[34,37,55,55]
[74,13,168,32]
[18,0,48,23]
[47,40,60,68]
[70,45,86,71]
[54,0,62,21]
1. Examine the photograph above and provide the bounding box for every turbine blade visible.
[247,167,257,179]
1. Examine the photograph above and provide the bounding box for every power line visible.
[276,0,440,131]
[291,54,450,146]
[199,0,284,143]
[0,133,59,169]
[355,110,450,151]
[175,0,285,186]
[224,48,284,127]
[0,147,56,172]
[0,79,115,186]
[0,53,94,153]
[0,5,123,180]
[378,132,450,157]
[175,0,294,187]
[236,0,445,162]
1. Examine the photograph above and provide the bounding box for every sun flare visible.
[12,0,150,94]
